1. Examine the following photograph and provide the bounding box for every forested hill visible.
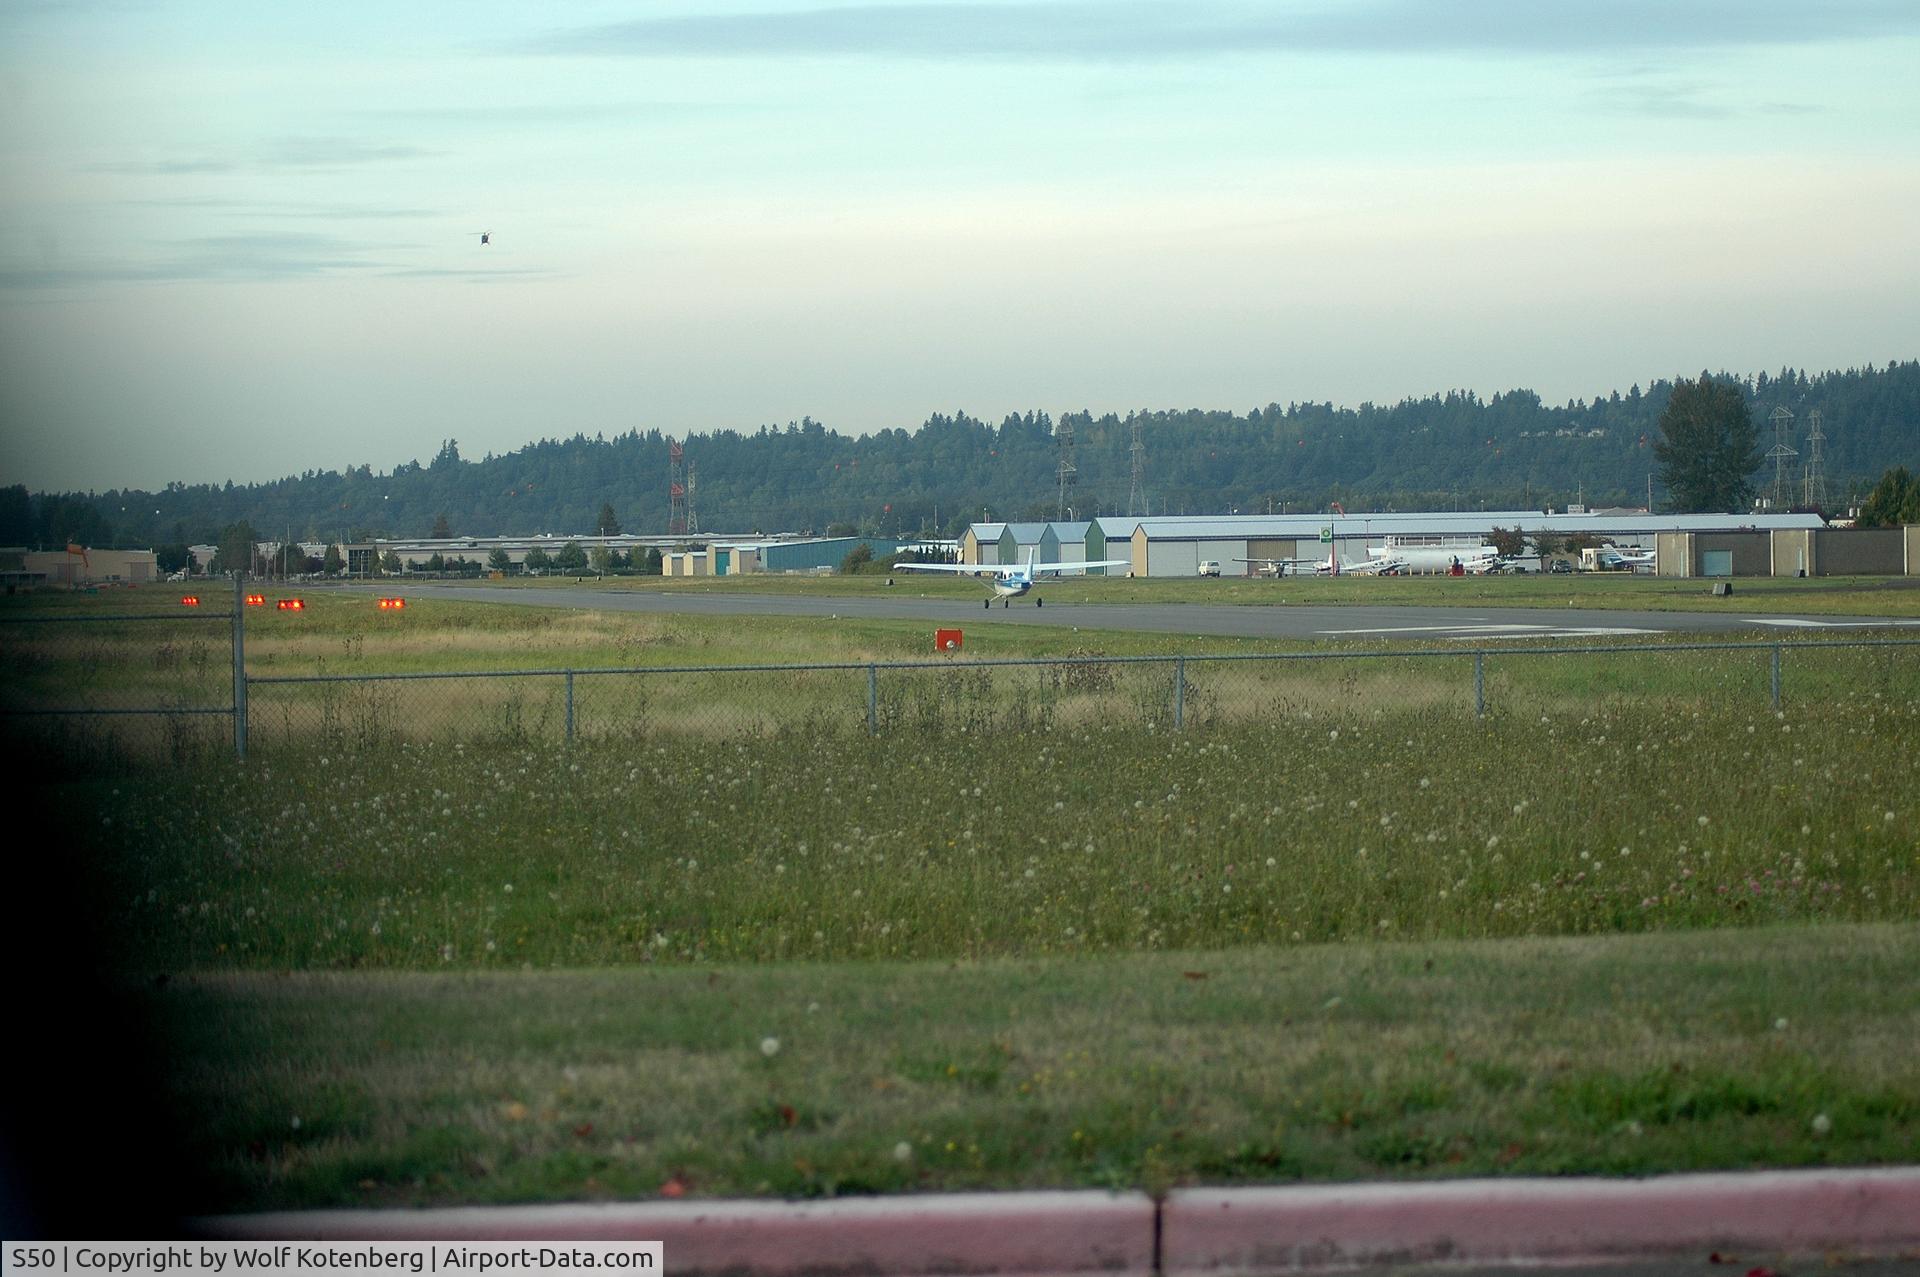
[10,361,1918,550]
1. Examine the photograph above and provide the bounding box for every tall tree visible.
[1486,526,1526,558]
[210,521,260,576]
[1653,373,1760,513]
[595,502,621,536]
[430,512,453,538]
[1857,466,1919,527]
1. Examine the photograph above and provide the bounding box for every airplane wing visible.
[1030,559,1131,575]
[891,561,1005,576]
[1338,556,1402,575]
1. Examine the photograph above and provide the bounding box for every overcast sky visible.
[3,0,1917,492]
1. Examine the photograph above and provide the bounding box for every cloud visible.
[0,232,402,290]
[87,137,439,176]
[1586,82,1733,120]
[523,0,1920,62]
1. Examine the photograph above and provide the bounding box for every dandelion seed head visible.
[760,1036,781,1057]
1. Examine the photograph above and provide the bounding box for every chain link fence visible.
[242,641,1920,753]
[0,604,238,764]
[6,582,1918,761]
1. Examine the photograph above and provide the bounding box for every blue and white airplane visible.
[893,546,1132,607]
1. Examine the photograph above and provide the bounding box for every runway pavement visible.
[344,581,1920,643]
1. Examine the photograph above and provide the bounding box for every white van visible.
[1197,561,1222,577]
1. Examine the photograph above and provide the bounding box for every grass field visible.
[8,588,1919,764]
[12,589,1920,1215]
[419,568,1920,617]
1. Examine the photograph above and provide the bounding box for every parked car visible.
[1197,561,1222,577]
[1549,560,1574,574]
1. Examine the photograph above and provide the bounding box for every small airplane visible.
[1588,546,1655,571]
[892,546,1132,607]
[1234,550,1398,577]
[1364,543,1513,575]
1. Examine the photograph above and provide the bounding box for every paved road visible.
[343,581,1920,643]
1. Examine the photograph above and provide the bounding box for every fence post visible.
[232,572,248,759]
[866,664,879,735]
[1771,645,1782,711]
[565,670,575,743]
[1473,650,1485,719]
[1174,655,1185,730]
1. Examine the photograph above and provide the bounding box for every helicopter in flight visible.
[472,230,492,245]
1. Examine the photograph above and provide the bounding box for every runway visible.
[342,582,1920,643]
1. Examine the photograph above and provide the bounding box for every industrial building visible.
[957,512,1920,578]
[663,536,905,576]
[20,546,160,586]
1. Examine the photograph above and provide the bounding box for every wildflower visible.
[1811,1114,1831,1135]
[1697,816,1710,827]
[893,1141,913,1162]
[760,1037,781,1058]
[1774,1018,1789,1031]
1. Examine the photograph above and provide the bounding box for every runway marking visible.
[1319,622,1659,639]
[1744,618,1919,628]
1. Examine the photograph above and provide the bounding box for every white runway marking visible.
[1744,618,1919,628]
[1320,622,1660,640]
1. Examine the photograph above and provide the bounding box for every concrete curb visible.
[194,1168,1920,1276]
[195,1189,1159,1276]
[1162,1168,1920,1273]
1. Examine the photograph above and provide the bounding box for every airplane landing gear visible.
[983,598,991,609]
[1036,597,1043,607]
[1003,599,1009,608]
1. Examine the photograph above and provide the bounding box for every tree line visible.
[4,360,1915,552]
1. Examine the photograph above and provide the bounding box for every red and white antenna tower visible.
[668,439,688,535]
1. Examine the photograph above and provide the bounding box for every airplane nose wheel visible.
[1036,597,1042,607]
[983,599,990,609]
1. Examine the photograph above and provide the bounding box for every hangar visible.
[958,511,1903,577]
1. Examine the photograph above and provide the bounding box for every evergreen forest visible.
[6,361,1917,552]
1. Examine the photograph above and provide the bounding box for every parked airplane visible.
[1368,544,1508,575]
[892,546,1133,607]
[1585,546,1655,571]
[1233,551,1400,577]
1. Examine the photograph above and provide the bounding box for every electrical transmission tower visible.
[1056,416,1077,520]
[668,439,689,535]
[1765,406,1797,510]
[1127,419,1145,517]
[1801,409,1828,510]
[685,462,699,536]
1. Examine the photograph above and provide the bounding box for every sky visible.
[2,1,1917,493]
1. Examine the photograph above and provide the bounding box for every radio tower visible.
[685,461,699,535]
[1765,406,1797,510]
[1056,416,1077,519]
[1127,419,1145,517]
[668,439,688,535]
[1801,409,1827,510]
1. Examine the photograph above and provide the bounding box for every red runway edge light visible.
[276,598,305,611]
[377,597,407,610]
[179,595,200,607]
[245,593,266,606]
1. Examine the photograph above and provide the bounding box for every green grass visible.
[73,698,1920,971]
[141,923,1920,1210]
[16,591,1920,1214]
[466,568,1920,617]
[9,589,1918,763]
